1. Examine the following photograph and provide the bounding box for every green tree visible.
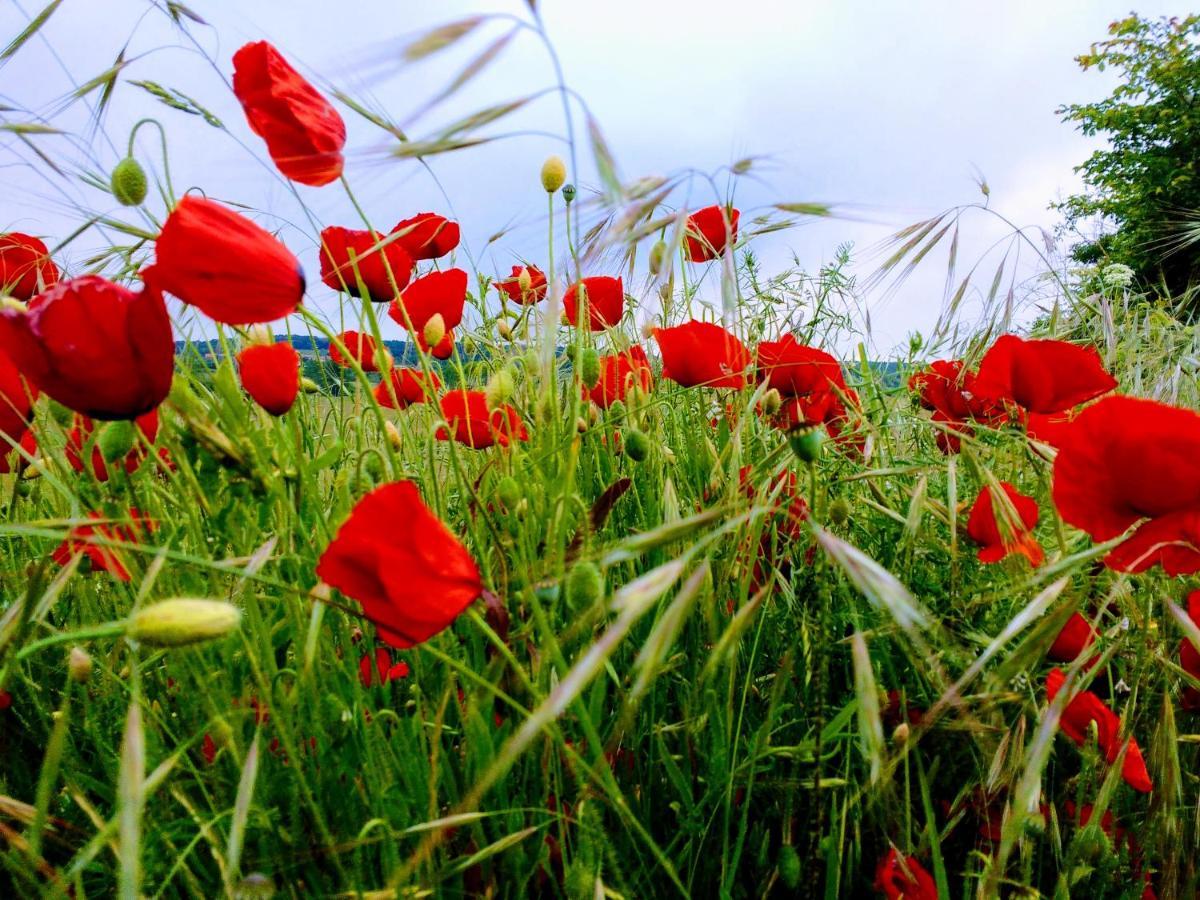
[1057,13,1200,299]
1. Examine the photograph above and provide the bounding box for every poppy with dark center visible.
[563,276,624,331]
[1046,667,1153,793]
[436,389,528,449]
[392,212,460,260]
[1048,612,1098,663]
[237,341,300,416]
[0,275,174,420]
[316,481,483,648]
[359,646,410,687]
[683,205,740,262]
[973,335,1116,415]
[584,346,653,409]
[0,233,59,300]
[653,320,751,389]
[319,227,413,301]
[231,41,346,186]
[65,411,161,481]
[1052,395,1200,575]
[873,849,938,900]
[52,509,155,582]
[374,367,442,409]
[1180,590,1200,710]
[388,268,468,335]
[147,196,305,325]
[329,330,381,372]
[0,345,37,451]
[966,482,1044,566]
[493,265,547,305]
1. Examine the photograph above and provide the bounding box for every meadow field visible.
[2,4,1200,898]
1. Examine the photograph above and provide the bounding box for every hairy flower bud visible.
[578,347,601,389]
[98,419,138,464]
[111,156,148,206]
[760,387,782,417]
[565,560,603,608]
[127,599,241,648]
[649,240,668,277]
[624,429,650,462]
[422,313,446,350]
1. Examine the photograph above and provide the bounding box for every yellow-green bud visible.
[68,646,93,684]
[485,368,515,408]
[624,429,650,462]
[578,347,601,388]
[565,560,603,608]
[541,155,567,193]
[517,266,533,293]
[111,156,148,206]
[300,377,322,394]
[777,845,801,890]
[496,476,521,509]
[892,721,909,745]
[235,872,276,899]
[384,420,402,450]
[127,599,241,648]
[423,313,446,350]
[761,387,782,417]
[829,497,851,526]
[98,420,137,463]
[649,240,668,277]
[497,320,514,341]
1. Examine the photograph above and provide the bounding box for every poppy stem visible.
[16,621,127,661]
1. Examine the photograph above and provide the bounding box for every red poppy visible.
[654,320,751,389]
[973,335,1116,415]
[0,233,59,300]
[493,265,547,305]
[231,41,346,186]
[757,336,845,398]
[0,345,37,448]
[584,346,653,409]
[563,276,624,331]
[388,268,468,334]
[909,359,1004,422]
[52,509,155,582]
[0,428,36,475]
[932,410,971,455]
[1052,396,1200,575]
[65,411,160,481]
[319,227,412,301]
[873,849,938,900]
[148,196,305,325]
[684,205,740,262]
[329,330,381,372]
[0,275,173,420]
[237,341,300,416]
[358,646,410,687]
[316,481,483,648]
[392,213,460,261]
[1180,590,1200,710]
[738,464,809,539]
[1048,612,1098,663]
[881,690,925,729]
[1046,667,1153,793]
[967,482,1044,566]
[436,389,528,449]
[418,328,455,359]
[0,691,10,710]
[374,367,441,409]
[201,733,218,765]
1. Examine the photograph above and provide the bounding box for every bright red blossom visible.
[0,345,37,451]
[0,275,173,420]
[237,342,300,416]
[967,482,1044,566]
[359,647,410,687]
[684,205,740,262]
[231,41,346,186]
[563,276,624,331]
[874,849,938,900]
[419,328,455,359]
[757,335,845,398]
[319,227,412,301]
[148,196,305,325]
[1052,396,1200,575]
[392,213,460,261]
[329,331,381,372]
[493,265,547,305]
[1046,667,1153,793]
[316,481,483,648]
[0,233,58,300]
[389,268,468,334]
[1048,612,1098,663]
[973,335,1116,415]
[374,367,441,409]
[436,390,528,449]
[584,346,653,409]
[654,320,751,389]
[1180,590,1200,710]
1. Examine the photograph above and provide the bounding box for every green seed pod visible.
[624,429,650,462]
[777,845,801,889]
[828,497,851,526]
[562,183,576,204]
[578,347,601,389]
[565,560,603,608]
[98,419,137,463]
[111,156,148,206]
[496,475,521,509]
[607,399,626,422]
[648,240,668,276]
[787,425,823,464]
[127,599,241,648]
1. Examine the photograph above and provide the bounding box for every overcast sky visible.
[0,1,1180,353]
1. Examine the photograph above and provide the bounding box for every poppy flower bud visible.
[541,155,567,193]
[68,646,92,684]
[788,425,823,464]
[496,476,521,509]
[111,156,148,206]
[761,387,782,416]
[300,377,322,394]
[497,320,513,341]
[829,497,851,526]
[607,399,626,422]
[625,429,650,462]
[777,845,801,889]
[384,420,402,450]
[891,721,910,745]
[576,416,588,433]
[485,368,515,409]
[562,183,576,204]
[517,267,533,294]
[98,419,137,464]
[565,560,603,608]
[578,348,601,389]
[423,313,446,350]
[649,240,668,276]
[127,599,241,648]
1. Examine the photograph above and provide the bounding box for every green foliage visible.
[1057,14,1200,298]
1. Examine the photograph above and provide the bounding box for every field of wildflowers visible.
[2,5,1200,899]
